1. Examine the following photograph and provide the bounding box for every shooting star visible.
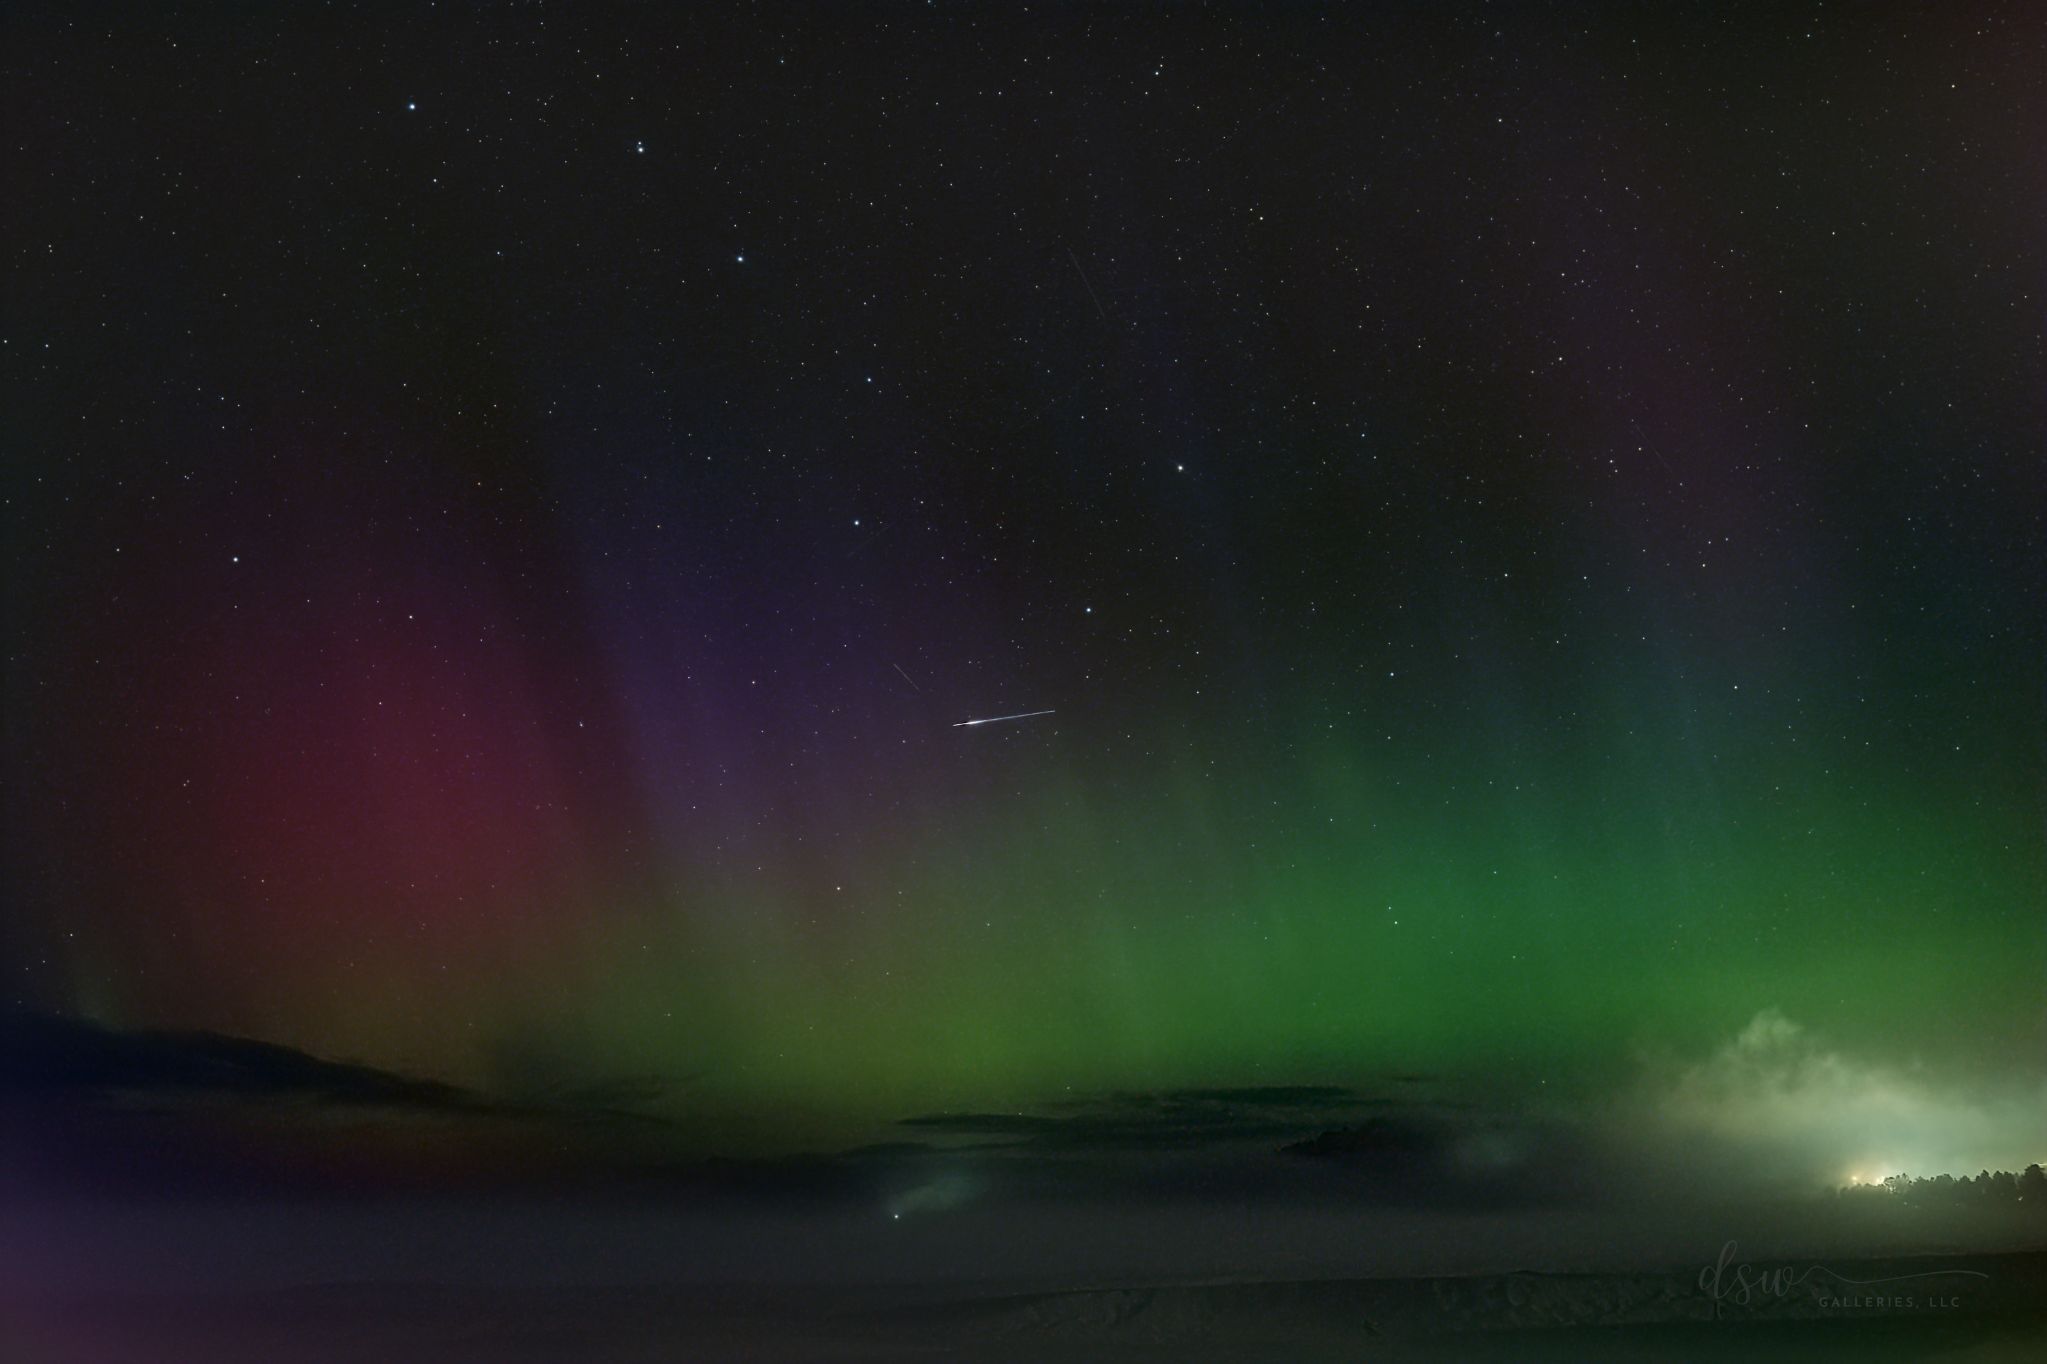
[952,709,1056,729]
[1065,247,1110,324]
[891,662,923,694]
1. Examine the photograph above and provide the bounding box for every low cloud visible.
[1624,1009,2047,1191]
[899,1085,1395,1152]
[0,1010,484,1114]
[0,1010,674,1129]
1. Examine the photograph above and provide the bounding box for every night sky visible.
[5,2,2043,1174]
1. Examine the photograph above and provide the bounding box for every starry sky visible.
[4,3,2043,1162]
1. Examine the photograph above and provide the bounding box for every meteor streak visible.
[951,709,1056,728]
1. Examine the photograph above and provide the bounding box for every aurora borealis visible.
[5,0,2045,1192]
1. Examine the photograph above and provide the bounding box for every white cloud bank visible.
[1623,1009,2047,1191]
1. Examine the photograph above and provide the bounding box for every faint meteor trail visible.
[1065,247,1110,323]
[891,662,923,693]
[952,709,1056,728]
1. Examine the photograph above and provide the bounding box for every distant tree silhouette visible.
[2020,1164,2046,1204]
[1836,1167,2043,1213]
